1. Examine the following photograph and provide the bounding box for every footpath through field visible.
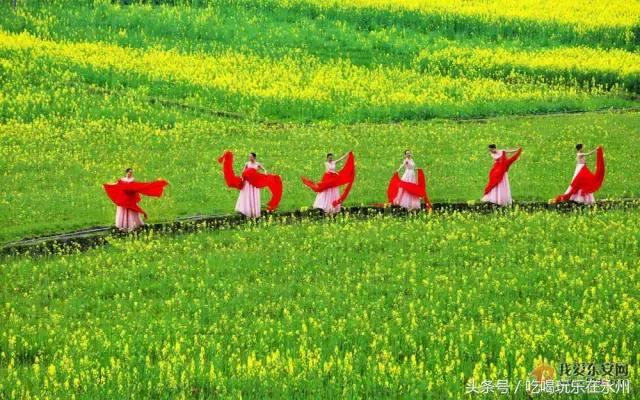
[2,199,638,257]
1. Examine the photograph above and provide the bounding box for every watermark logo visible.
[531,362,556,383]
[465,360,631,396]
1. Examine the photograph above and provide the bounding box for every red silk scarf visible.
[387,168,432,209]
[300,152,356,207]
[554,146,605,203]
[217,151,283,211]
[103,179,168,218]
[484,148,522,195]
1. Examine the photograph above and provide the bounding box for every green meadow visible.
[2,210,639,398]
[1,0,639,398]
[1,113,639,243]
[1,1,639,243]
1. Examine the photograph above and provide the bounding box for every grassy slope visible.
[0,2,639,398]
[5,1,640,52]
[1,2,639,122]
[1,112,639,243]
[1,210,639,398]
[1,30,636,125]
[0,3,638,242]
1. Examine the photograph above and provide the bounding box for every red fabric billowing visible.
[217,151,283,211]
[217,151,243,189]
[103,179,168,218]
[554,146,605,203]
[387,168,432,209]
[484,148,522,195]
[301,152,356,207]
[242,168,283,211]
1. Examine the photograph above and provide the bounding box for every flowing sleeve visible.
[103,179,168,218]
[217,151,244,189]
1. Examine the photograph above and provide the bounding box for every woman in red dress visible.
[218,151,283,218]
[481,144,522,206]
[387,150,432,210]
[103,168,168,231]
[553,145,605,204]
[301,151,355,214]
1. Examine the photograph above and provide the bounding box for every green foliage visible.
[1,112,638,243]
[1,210,639,397]
[1,2,638,398]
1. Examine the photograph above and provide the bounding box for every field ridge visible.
[4,198,639,256]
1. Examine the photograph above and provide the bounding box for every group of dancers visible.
[103,144,606,232]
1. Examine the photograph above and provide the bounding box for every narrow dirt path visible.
[2,199,638,257]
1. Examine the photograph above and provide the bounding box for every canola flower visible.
[301,0,640,31]
[0,210,638,398]
[1,112,639,243]
[415,45,640,92]
[0,30,635,123]
[0,2,638,398]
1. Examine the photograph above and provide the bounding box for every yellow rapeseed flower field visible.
[1,211,639,397]
[0,1,638,397]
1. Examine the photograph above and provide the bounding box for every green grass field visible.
[2,210,639,398]
[1,1,639,243]
[2,1,640,123]
[1,0,639,398]
[1,112,639,243]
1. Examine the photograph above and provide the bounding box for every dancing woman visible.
[387,150,432,210]
[482,144,522,206]
[301,152,355,214]
[218,151,283,218]
[553,144,605,204]
[103,168,168,232]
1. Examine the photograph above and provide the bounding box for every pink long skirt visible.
[482,172,513,206]
[313,187,342,214]
[564,165,595,204]
[235,181,261,217]
[393,169,421,210]
[115,206,144,232]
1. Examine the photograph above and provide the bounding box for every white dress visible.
[115,176,144,232]
[235,161,262,218]
[563,154,595,204]
[313,161,341,214]
[393,159,421,210]
[482,150,513,206]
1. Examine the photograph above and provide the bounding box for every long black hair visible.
[575,144,583,151]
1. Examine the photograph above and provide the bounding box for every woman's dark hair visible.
[327,153,333,158]
[488,144,497,149]
[250,152,257,158]
[404,149,410,154]
[125,167,132,173]
[576,144,583,151]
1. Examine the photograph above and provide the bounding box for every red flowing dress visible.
[554,146,605,204]
[218,151,283,217]
[103,177,168,231]
[387,159,432,210]
[482,148,522,206]
[301,152,356,213]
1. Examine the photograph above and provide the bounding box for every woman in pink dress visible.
[481,144,522,206]
[312,152,349,214]
[218,151,282,217]
[114,168,144,231]
[104,168,168,232]
[393,150,421,210]
[235,152,267,218]
[561,144,598,204]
